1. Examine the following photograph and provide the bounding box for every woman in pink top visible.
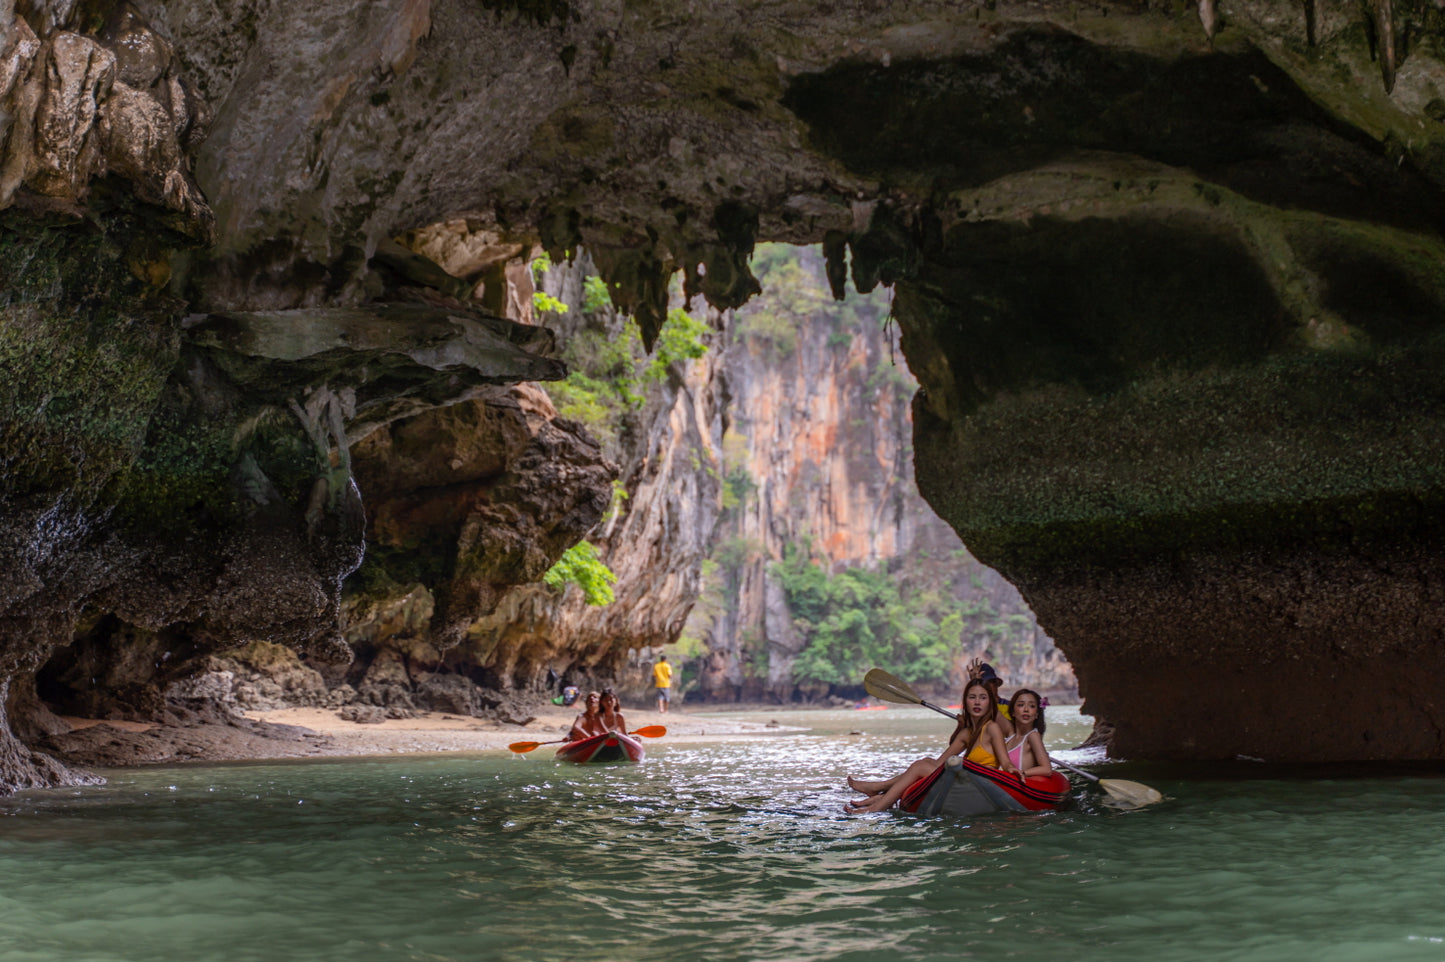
[1001,689,1053,782]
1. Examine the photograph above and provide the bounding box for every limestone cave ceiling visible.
[2,0,1445,772]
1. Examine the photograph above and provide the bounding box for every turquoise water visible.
[2,707,1443,961]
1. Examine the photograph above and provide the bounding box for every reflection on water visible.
[0,708,1442,961]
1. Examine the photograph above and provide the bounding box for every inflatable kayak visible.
[555,730,645,764]
[899,755,1071,816]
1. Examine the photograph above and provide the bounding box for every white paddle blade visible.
[1100,779,1164,809]
[862,668,922,705]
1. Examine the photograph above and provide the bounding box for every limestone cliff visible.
[686,246,1073,703]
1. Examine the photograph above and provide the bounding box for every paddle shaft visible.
[507,738,568,753]
[1047,756,1101,783]
[510,725,664,753]
[916,699,959,721]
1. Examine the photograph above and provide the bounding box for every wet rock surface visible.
[3,0,1445,784]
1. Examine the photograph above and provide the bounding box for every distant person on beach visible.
[1001,689,1052,783]
[652,655,673,714]
[845,679,1010,813]
[599,688,627,733]
[567,691,606,741]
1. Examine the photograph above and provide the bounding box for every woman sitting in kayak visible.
[567,691,607,742]
[1002,689,1053,782]
[599,688,627,733]
[846,679,1012,813]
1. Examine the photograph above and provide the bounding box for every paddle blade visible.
[1099,778,1165,809]
[507,741,541,753]
[863,668,924,706]
[630,725,667,738]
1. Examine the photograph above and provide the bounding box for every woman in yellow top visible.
[845,679,1012,813]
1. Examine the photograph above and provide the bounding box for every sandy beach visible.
[45,701,816,771]
[234,704,807,759]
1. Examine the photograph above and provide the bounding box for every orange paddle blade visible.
[507,741,542,753]
[630,725,666,738]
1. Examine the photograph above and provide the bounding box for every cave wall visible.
[4,0,1445,781]
[900,200,1445,761]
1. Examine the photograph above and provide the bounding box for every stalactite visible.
[1199,0,1218,41]
[1372,0,1399,92]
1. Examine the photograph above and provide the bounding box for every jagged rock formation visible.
[0,2,596,790]
[3,0,1445,787]
[432,254,726,696]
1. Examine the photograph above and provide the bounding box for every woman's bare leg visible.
[848,760,939,813]
[846,757,935,798]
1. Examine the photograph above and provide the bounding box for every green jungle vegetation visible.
[678,533,1044,698]
[536,257,709,451]
[780,542,1041,690]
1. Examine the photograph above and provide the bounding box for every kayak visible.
[899,755,1071,816]
[555,730,645,764]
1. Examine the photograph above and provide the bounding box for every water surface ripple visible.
[1,708,1442,961]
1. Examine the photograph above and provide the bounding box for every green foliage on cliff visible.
[775,543,953,686]
[532,290,569,315]
[545,286,711,448]
[646,308,709,383]
[546,323,644,446]
[729,244,826,357]
[774,540,1035,689]
[543,540,617,605]
[583,275,613,312]
[732,242,894,360]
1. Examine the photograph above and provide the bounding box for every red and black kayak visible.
[555,730,646,764]
[899,755,1071,816]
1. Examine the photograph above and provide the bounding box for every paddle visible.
[1047,755,1163,808]
[861,668,1163,809]
[507,725,667,754]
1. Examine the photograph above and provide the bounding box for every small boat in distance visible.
[900,755,1070,816]
[555,730,645,764]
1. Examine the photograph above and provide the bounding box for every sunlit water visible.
[2,707,1443,962]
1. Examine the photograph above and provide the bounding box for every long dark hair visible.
[950,679,998,754]
[1008,688,1046,735]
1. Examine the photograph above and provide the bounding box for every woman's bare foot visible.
[847,795,892,814]
[846,776,889,795]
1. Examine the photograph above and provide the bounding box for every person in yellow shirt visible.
[652,655,673,714]
[845,679,1011,813]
